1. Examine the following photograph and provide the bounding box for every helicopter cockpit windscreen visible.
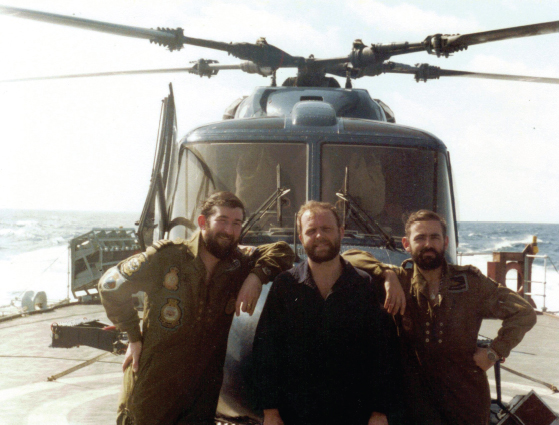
[321,144,456,255]
[168,142,306,240]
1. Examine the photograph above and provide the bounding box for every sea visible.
[0,209,558,313]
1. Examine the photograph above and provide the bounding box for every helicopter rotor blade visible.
[0,60,273,83]
[291,20,559,76]
[382,62,559,84]
[0,5,304,67]
[422,20,559,58]
[0,5,182,49]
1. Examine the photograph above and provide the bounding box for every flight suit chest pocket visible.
[440,295,476,344]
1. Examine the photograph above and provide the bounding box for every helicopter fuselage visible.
[142,86,459,420]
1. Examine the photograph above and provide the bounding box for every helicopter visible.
[1,3,558,218]
[1,2,559,423]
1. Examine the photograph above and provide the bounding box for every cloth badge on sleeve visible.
[159,298,182,329]
[163,266,180,291]
[101,271,122,290]
[120,254,146,277]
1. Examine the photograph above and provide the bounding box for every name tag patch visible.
[448,274,469,293]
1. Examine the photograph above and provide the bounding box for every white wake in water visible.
[0,246,70,309]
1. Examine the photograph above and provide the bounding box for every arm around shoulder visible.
[342,249,398,279]
[343,250,406,314]
[248,241,295,283]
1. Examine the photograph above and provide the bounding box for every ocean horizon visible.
[1,209,558,313]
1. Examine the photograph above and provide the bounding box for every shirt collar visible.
[185,230,202,258]
[293,256,357,292]
[411,260,450,299]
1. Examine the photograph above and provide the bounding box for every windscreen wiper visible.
[241,187,291,240]
[336,192,398,251]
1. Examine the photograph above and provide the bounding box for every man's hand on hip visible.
[122,340,142,373]
[473,347,497,371]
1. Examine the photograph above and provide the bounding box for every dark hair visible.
[200,191,246,221]
[297,201,341,234]
[405,210,447,238]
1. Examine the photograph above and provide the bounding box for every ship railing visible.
[523,254,549,312]
[458,251,554,314]
[457,251,493,265]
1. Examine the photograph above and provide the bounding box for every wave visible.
[15,219,39,227]
[491,236,535,251]
[0,246,70,306]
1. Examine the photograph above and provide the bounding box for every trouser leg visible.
[117,366,137,424]
[176,362,223,424]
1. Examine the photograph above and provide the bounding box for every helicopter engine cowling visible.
[239,61,273,77]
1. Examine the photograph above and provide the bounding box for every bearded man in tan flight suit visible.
[343,209,537,425]
[98,191,294,425]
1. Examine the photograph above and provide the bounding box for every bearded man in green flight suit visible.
[98,191,294,425]
[343,209,537,425]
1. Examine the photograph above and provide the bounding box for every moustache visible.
[216,232,234,242]
[312,240,334,248]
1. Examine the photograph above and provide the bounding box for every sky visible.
[0,0,558,222]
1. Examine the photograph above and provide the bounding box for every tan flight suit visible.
[99,231,294,425]
[342,250,537,425]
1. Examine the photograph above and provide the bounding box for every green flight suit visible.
[342,250,537,425]
[99,231,294,425]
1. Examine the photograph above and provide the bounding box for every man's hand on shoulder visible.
[383,270,406,315]
[236,272,262,316]
[473,347,498,371]
[122,340,142,373]
[263,409,284,425]
[368,411,388,425]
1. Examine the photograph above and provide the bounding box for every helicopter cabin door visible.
[137,84,178,250]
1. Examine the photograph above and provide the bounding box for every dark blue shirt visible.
[253,257,400,425]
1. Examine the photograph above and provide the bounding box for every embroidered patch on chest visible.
[163,266,180,291]
[448,274,469,293]
[159,298,182,329]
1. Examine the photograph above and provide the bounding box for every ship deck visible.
[0,304,557,424]
[481,312,559,417]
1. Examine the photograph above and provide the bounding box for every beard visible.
[304,237,341,264]
[203,229,239,260]
[412,246,445,270]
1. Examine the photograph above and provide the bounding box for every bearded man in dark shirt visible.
[253,201,401,425]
